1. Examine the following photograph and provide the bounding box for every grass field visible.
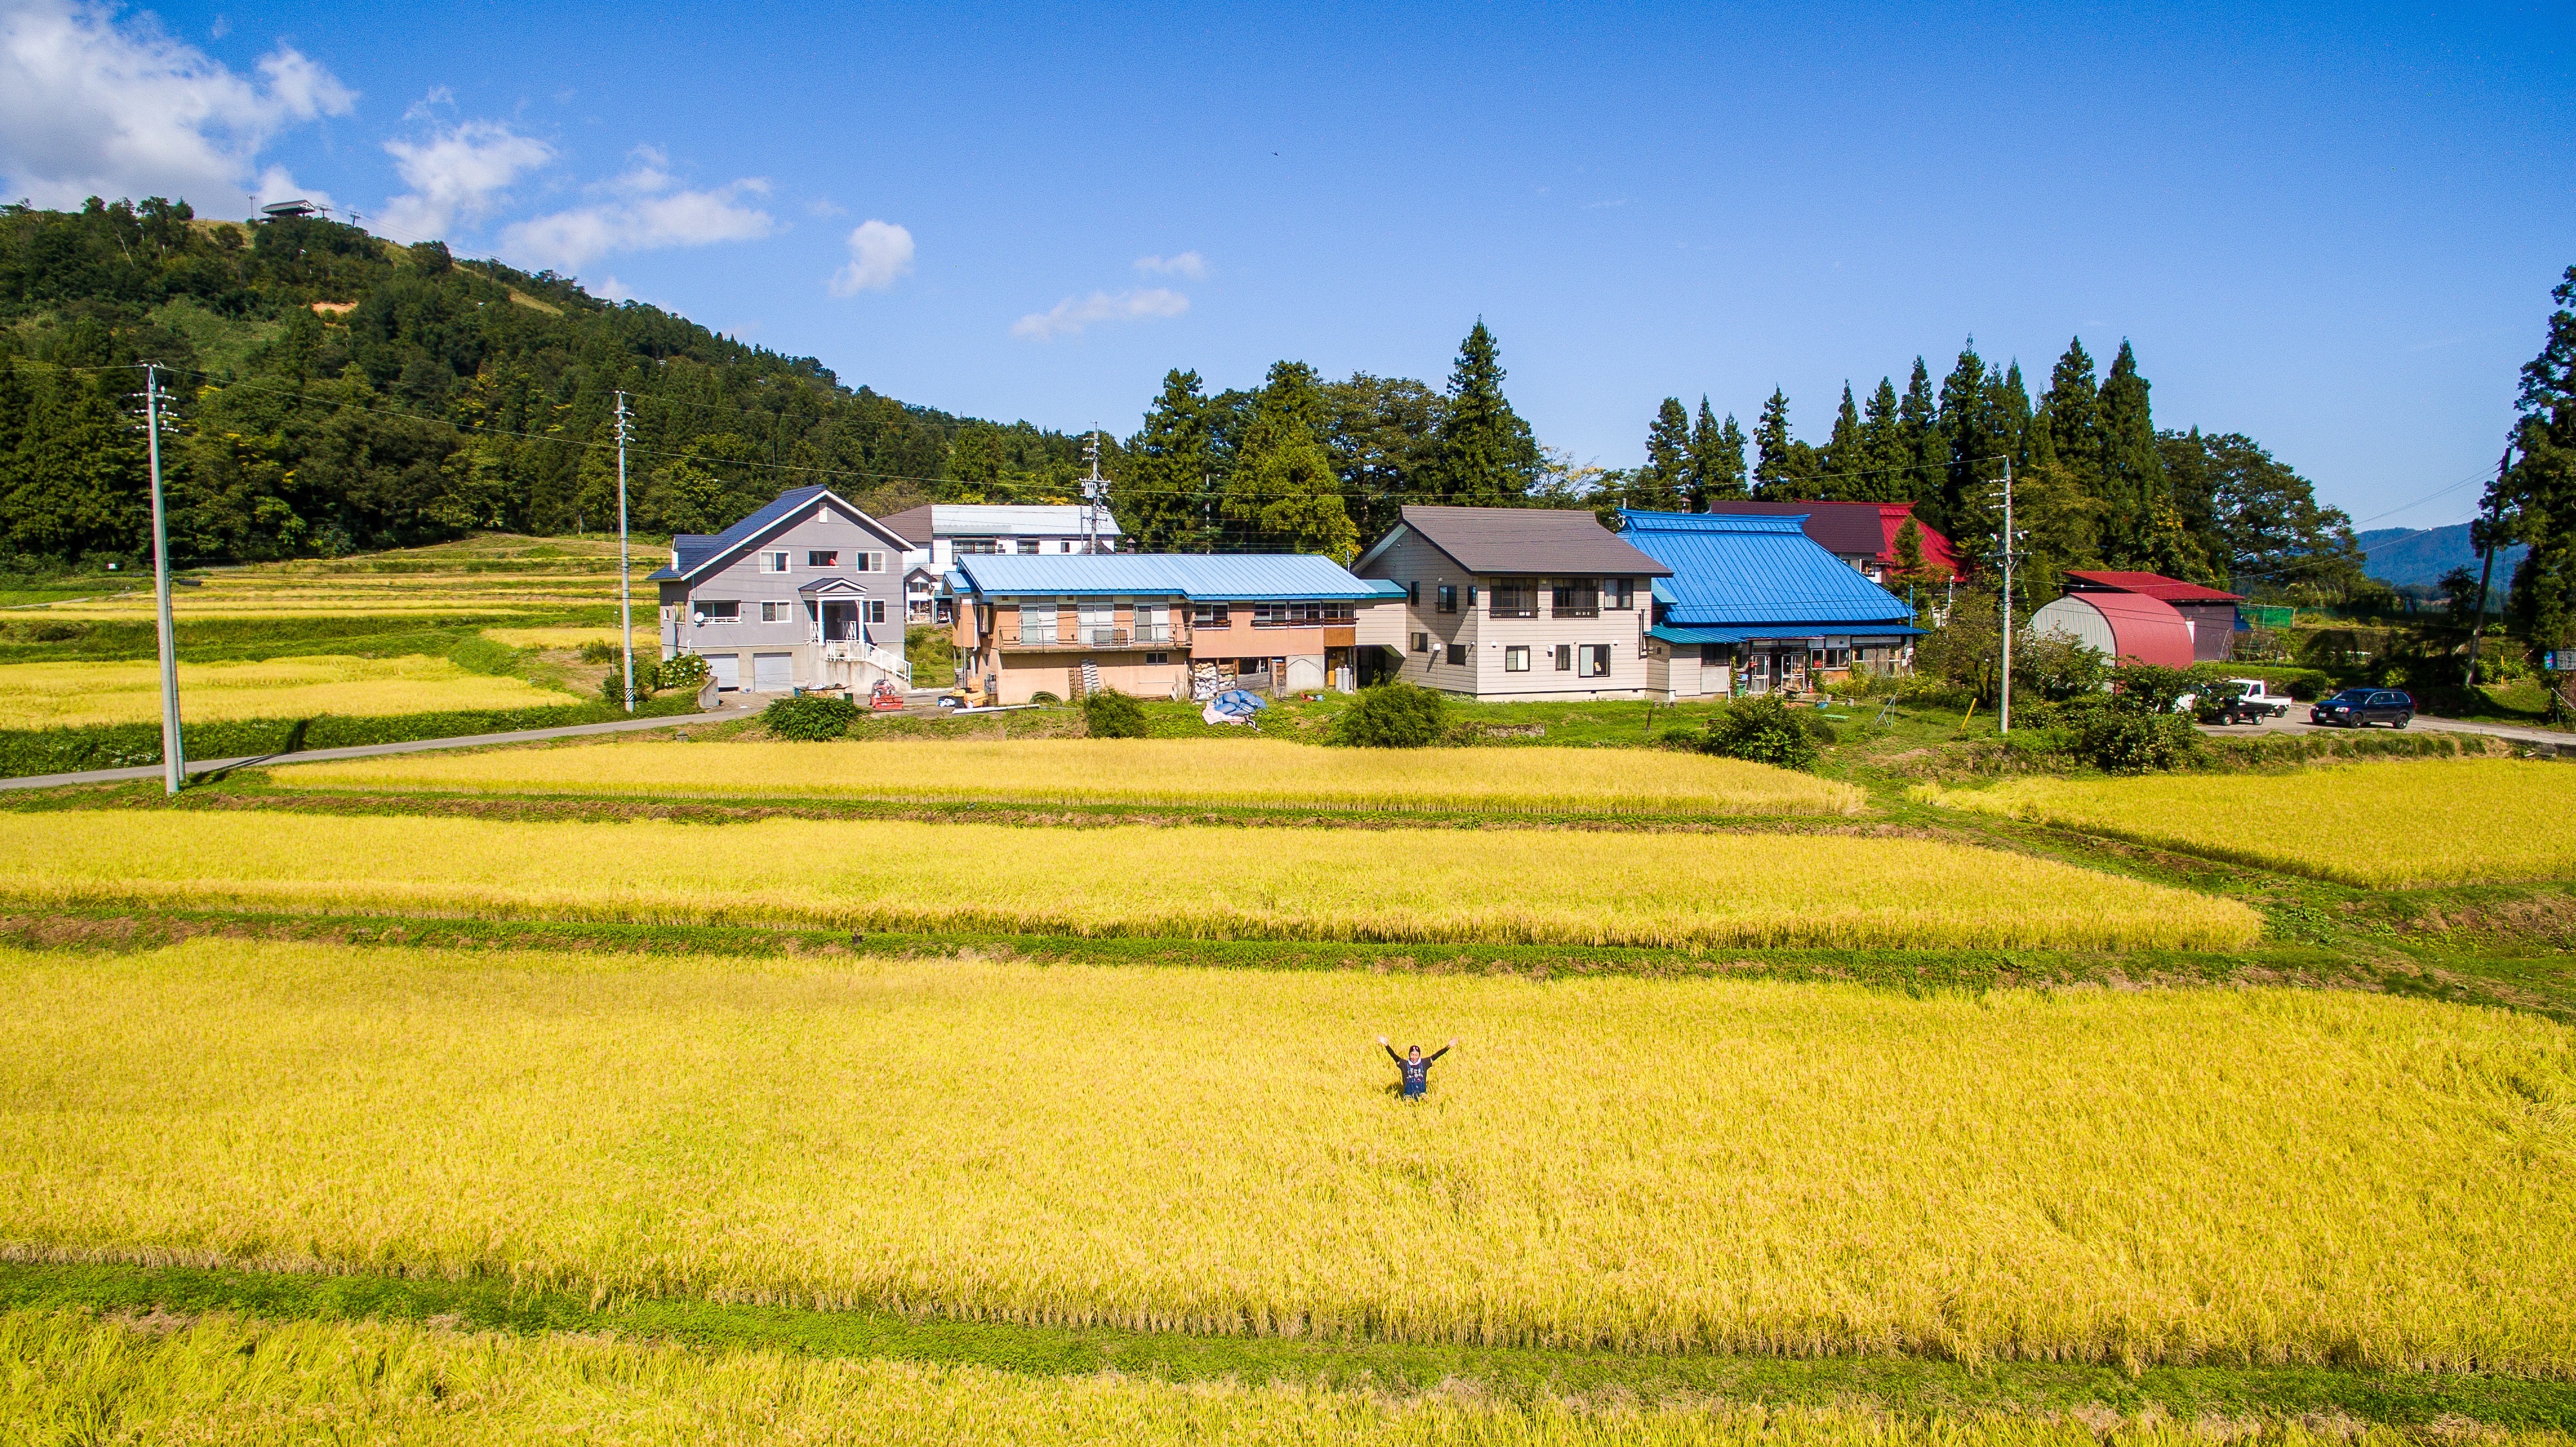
[0,940,2564,1373]
[0,654,576,728]
[0,811,2261,949]
[13,1311,2547,1447]
[22,535,627,622]
[1916,758,2576,887]
[274,738,1867,816]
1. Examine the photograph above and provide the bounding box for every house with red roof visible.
[1696,501,1962,589]
[2028,571,2244,666]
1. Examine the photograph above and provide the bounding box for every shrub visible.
[2071,709,2203,773]
[2110,662,2199,718]
[1683,694,1821,772]
[1029,691,1062,706]
[596,653,661,706]
[658,653,710,693]
[1080,690,1148,738]
[761,694,859,741]
[578,640,619,665]
[1326,682,1449,748]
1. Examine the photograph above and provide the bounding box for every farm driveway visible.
[2197,710,2576,749]
[0,696,759,792]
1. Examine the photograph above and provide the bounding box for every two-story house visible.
[878,503,1123,623]
[1349,505,1672,700]
[647,485,916,694]
[948,553,1405,704]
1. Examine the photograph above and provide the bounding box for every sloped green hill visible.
[0,197,1103,568]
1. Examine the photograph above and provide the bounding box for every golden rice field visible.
[1915,758,2576,887]
[25,534,623,620]
[2,941,2566,1372]
[0,811,2260,949]
[0,654,574,729]
[6,1313,2531,1447]
[277,738,1868,816]
[478,625,626,650]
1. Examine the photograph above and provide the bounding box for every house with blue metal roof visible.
[1615,509,1921,699]
[947,552,1405,703]
[648,485,918,694]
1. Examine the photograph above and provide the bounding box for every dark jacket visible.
[1386,1044,1449,1096]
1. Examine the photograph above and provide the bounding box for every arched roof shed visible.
[2026,590,2196,667]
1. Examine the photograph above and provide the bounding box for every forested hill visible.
[0,198,1102,567]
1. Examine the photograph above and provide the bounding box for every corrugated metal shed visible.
[2028,591,2196,667]
[952,552,1380,600]
[2064,570,2242,603]
[1618,510,1915,628]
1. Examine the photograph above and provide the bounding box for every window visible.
[1604,578,1635,611]
[863,600,886,624]
[1576,644,1611,678]
[956,539,1001,555]
[760,601,790,623]
[1405,580,1419,605]
[698,600,740,624]
[1445,643,1467,667]
[1436,585,1458,614]
[1504,645,1530,672]
[856,552,880,572]
[1192,602,1231,627]
[1017,539,1041,554]
[1551,580,1599,618]
[1145,651,1170,665]
[1554,644,1571,671]
[807,551,840,568]
[758,551,790,573]
[1489,581,1538,618]
[1411,631,1430,653]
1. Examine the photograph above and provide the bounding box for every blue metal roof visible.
[952,552,1380,600]
[1618,509,1915,629]
[1651,623,1923,644]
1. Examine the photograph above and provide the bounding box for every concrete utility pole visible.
[141,363,185,793]
[1080,431,1105,554]
[1991,459,2017,734]
[615,390,635,713]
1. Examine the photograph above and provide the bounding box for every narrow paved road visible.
[2197,709,2576,749]
[0,696,758,793]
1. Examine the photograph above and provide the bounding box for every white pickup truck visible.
[2185,678,2297,724]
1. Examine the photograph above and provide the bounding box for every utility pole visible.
[1080,431,1104,554]
[1989,459,2017,734]
[2464,449,2509,687]
[615,391,635,713]
[140,363,185,793]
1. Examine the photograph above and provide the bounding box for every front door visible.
[822,600,858,642]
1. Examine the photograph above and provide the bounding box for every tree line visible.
[0,199,1101,568]
[2484,263,2576,681]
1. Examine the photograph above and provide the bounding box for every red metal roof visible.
[1875,505,1962,580]
[2064,569,2243,603]
[2075,590,2197,667]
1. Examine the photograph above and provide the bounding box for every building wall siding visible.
[1355,530,1653,699]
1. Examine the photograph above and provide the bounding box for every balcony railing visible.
[998,622,1189,650]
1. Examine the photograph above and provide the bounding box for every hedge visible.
[0,693,702,778]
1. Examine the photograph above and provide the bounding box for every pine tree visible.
[2498,267,2576,685]
[2044,337,2102,494]
[2098,339,2167,565]
[1899,358,1947,528]
[1858,378,1907,501]
[1696,410,1749,505]
[1752,389,1796,499]
[6,361,144,561]
[1820,383,1864,500]
[1222,361,1359,560]
[1632,397,1691,511]
[1937,343,1995,536]
[1429,320,1537,507]
[1124,369,1214,550]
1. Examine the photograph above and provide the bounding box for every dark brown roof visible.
[1697,500,1891,559]
[876,504,936,545]
[1373,505,1671,577]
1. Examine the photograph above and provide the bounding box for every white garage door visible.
[707,653,741,691]
[753,652,794,692]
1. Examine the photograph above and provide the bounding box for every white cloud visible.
[828,219,912,296]
[1011,287,1189,342]
[0,0,354,212]
[498,154,774,270]
[377,119,553,241]
[1133,251,1205,279]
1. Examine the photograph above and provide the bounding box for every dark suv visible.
[2309,688,2413,729]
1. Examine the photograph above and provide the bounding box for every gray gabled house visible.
[647,485,914,694]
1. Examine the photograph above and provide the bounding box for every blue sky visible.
[4,1,2569,530]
